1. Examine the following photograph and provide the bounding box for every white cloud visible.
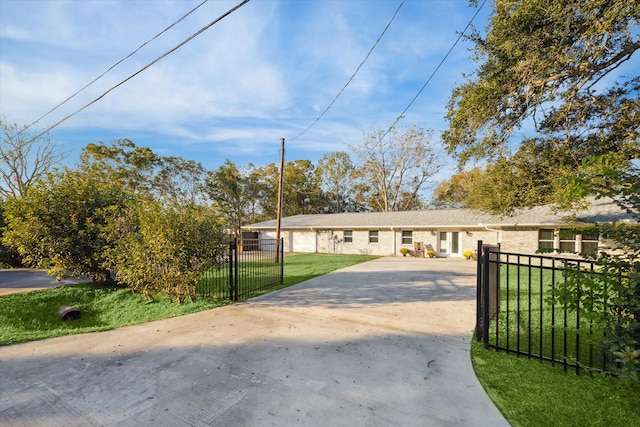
[0,0,498,176]
[0,25,32,41]
[0,62,81,124]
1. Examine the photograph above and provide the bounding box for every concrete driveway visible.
[0,257,509,426]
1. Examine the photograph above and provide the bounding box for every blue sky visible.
[0,0,491,187]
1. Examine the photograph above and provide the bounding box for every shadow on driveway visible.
[0,257,508,427]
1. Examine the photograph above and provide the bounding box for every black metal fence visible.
[198,238,284,301]
[476,240,617,375]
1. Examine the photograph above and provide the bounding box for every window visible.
[369,230,379,244]
[343,230,353,243]
[559,229,576,253]
[401,230,413,245]
[539,229,599,255]
[439,232,447,253]
[451,231,459,254]
[580,230,600,255]
[538,229,555,252]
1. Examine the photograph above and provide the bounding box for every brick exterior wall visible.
[257,227,544,257]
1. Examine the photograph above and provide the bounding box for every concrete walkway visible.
[0,257,509,426]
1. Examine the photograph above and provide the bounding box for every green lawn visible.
[477,261,640,426]
[0,283,228,345]
[198,253,378,298]
[487,263,610,373]
[471,340,640,427]
[0,253,377,345]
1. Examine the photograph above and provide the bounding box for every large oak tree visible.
[443,0,639,213]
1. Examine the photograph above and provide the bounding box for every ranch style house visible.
[243,197,638,258]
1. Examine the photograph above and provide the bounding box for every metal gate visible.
[475,242,617,375]
[198,238,283,301]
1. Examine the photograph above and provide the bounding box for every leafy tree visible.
[204,160,304,233]
[443,0,640,213]
[282,159,322,215]
[152,156,205,205]
[2,167,129,281]
[103,201,225,303]
[205,160,250,235]
[396,190,428,211]
[0,119,64,200]
[244,163,272,223]
[251,162,280,220]
[81,140,206,205]
[316,152,362,212]
[352,125,440,212]
[556,157,640,379]
[432,167,484,209]
[2,138,229,302]
[250,160,323,218]
[0,201,21,267]
[80,139,158,196]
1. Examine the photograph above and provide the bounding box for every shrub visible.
[103,202,227,303]
[399,247,410,256]
[427,249,436,258]
[463,250,474,259]
[550,158,640,380]
[2,168,128,281]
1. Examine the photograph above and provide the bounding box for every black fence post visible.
[228,240,233,301]
[483,244,492,349]
[228,239,238,301]
[234,238,240,301]
[476,240,483,342]
[279,238,284,284]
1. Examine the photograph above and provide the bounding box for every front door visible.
[438,231,461,257]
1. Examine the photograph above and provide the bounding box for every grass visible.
[271,253,377,290]
[0,253,377,346]
[234,253,378,299]
[198,253,378,299]
[471,339,640,427]
[0,284,230,346]
[488,263,610,373]
[478,260,640,425]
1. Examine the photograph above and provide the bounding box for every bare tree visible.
[351,125,440,212]
[0,119,64,199]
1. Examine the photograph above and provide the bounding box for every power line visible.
[380,0,487,140]
[22,0,209,134]
[289,0,405,141]
[28,0,251,143]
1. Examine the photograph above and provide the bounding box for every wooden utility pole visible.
[275,137,285,263]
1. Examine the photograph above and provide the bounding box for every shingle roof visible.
[244,197,638,230]
[492,197,636,226]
